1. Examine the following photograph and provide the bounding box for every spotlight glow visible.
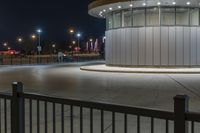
[186,1,191,5]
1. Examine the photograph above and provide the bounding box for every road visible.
[0,61,200,111]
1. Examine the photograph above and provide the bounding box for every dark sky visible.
[0,0,105,43]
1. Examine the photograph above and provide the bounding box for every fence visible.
[0,55,103,65]
[0,82,200,133]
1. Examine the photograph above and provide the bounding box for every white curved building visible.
[89,0,200,67]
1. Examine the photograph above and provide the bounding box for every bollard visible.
[174,95,189,133]
[11,82,24,133]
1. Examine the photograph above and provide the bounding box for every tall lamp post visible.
[36,29,42,55]
[69,29,75,55]
[31,34,37,55]
[52,44,56,54]
[76,33,81,61]
[77,33,81,52]
[17,37,23,54]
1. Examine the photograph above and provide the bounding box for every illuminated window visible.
[113,12,121,28]
[176,8,189,26]
[133,9,145,27]
[122,10,132,27]
[146,7,159,26]
[106,14,113,29]
[161,7,175,25]
[190,8,199,26]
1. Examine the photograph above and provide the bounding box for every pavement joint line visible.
[104,122,112,132]
[167,75,200,98]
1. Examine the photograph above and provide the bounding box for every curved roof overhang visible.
[88,0,200,18]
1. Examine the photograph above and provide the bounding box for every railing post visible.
[174,95,189,133]
[11,82,24,133]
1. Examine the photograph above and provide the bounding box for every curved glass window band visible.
[106,7,200,30]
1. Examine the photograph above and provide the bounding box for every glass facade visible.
[146,7,159,26]
[122,10,132,27]
[161,8,175,26]
[113,12,121,28]
[106,7,200,30]
[176,8,189,26]
[133,9,145,27]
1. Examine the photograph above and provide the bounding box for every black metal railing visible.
[0,55,103,65]
[0,82,200,133]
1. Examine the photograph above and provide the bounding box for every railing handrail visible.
[0,91,174,120]
[0,82,198,133]
[186,112,200,122]
[20,92,174,120]
[0,92,12,99]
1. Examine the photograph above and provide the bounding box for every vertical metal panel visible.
[191,27,197,65]
[125,28,132,65]
[116,29,121,65]
[109,30,113,64]
[112,29,117,65]
[161,27,169,66]
[153,27,161,66]
[139,27,146,65]
[121,29,126,65]
[132,28,139,66]
[183,27,190,65]
[105,31,109,65]
[197,28,200,65]
[108,30,112,65]
[146,27,153,65]
[169,27,176,66]
[176,27,184,66]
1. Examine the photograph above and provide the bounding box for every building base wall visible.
[105,26,200,67]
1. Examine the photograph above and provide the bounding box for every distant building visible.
[89,0,200,67]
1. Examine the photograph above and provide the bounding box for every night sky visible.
[0,0,105,43]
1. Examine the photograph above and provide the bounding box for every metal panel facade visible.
[183,27,190,65]
[125,28,132,65]
[153,27,161,66]
[191,27,197,65]
[121,29,126,65]
[197,28,200,65]
[176,27,184,66]
[105,27,200,67]
[168,27,176,66]
[146,27,153,65]
[139,28,146,65]
[132,28,139,65]
[161,27,169,66]
[116,29,121,65]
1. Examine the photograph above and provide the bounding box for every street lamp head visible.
[90,38,93,42]
[52,44,56,48]
[37,29,42,33]
[3,43,7,47]
[31,34,36,39]
[69,29,74,34]
[77,33,81,38]
[17,38,23,42]
[72,41,76,44]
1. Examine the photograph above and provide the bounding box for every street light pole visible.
[36,29,42,63]
[77,33,81,62]
[38,33,40,54]
[36,29,42,55]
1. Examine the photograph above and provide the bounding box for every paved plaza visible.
[1,61,200,133]
[0,61,200,111]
